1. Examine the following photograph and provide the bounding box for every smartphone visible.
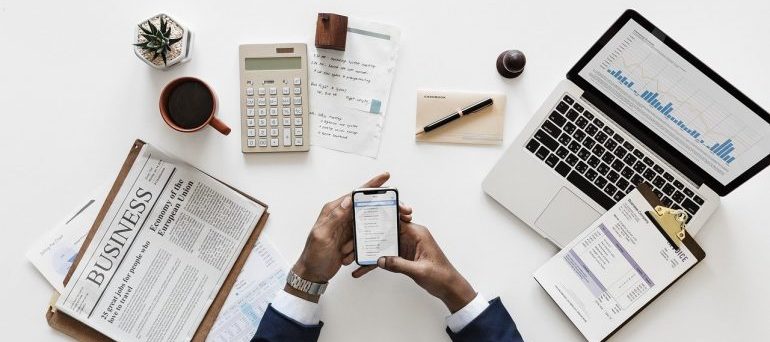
[352,188,400,266]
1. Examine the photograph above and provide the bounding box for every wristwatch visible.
[286,270,328,296]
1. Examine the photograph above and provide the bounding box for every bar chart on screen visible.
[579,19,770,184]
[604,67,740,164]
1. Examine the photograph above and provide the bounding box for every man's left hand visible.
[288,172,412,302]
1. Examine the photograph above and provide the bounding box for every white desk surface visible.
[2,0,769,340]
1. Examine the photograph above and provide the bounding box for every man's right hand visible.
[353,223,477,313]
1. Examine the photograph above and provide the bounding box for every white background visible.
[1,0,769,341]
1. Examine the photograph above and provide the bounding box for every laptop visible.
[483,9,770,247]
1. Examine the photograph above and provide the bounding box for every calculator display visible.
[245,57,301,71]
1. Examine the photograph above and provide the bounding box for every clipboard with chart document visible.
[534,183,705,342]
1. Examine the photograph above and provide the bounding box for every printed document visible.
[309,18,400,158]
[207,236,288,342]
[534,189,698,342]
[56,143,266,342]
[27,183,111,291]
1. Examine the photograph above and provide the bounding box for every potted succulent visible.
[133,14,192,69]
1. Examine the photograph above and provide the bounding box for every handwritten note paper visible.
[309,18,400,158]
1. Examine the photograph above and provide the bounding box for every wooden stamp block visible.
[315,13,348,51]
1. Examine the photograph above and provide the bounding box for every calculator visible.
[239,44,310,152]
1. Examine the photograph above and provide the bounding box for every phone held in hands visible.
[352,188,400,266]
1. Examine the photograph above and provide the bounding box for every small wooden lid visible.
[315,13,348,51]
[496,50,526,78]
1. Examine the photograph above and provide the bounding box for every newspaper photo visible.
[55,142,266,342]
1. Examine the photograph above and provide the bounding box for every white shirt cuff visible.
[446,293,489,333]
[270,290,321,325]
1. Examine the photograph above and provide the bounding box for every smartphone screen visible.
[353,188,399,265]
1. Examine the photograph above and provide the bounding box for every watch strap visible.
[286,270,328,296]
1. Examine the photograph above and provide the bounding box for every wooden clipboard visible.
[597,183,705,341]
[45,139,270,342]
[535,182,705,342]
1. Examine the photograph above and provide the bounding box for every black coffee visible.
[166,80,214,129]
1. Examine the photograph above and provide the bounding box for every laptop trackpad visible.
[535,187,601,247]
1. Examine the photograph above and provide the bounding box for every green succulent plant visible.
[134,16,182,66]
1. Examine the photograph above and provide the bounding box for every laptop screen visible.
[577,18,770,186]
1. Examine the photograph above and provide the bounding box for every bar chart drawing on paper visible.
[587,28,767,174]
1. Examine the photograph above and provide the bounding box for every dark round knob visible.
[496,50,526,78]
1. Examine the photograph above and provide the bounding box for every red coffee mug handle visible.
[209,117,231,135]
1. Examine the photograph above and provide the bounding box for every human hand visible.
[288,172,413,302]
[352,222,476,313]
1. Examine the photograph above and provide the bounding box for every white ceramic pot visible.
[133,13,193,70]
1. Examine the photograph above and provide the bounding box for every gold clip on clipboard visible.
[646,205,688,249]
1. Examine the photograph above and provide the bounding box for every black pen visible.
[415,98,494,135]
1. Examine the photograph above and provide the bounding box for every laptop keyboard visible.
[525,94,704,220]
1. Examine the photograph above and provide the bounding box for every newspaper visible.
[56,143,266,342]
[207,236,288,342]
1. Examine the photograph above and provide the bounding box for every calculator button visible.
[282,108,291,116]
[294,127,303,136]
[246,98,255,107]
[293,97,302,105]
[269,87,277,95]
[247,128,256,137]
[282,87,290,95]
[283,129,292,146]
[258,108,267,116]
[258,128,267,137]
[294,87,301,95]
[258,87,266,95]
[247,108,255,117]
[294,107,303,116]
[283,117,291,126]
[282,97,291,106]
[270,138,279,147]
[247,118,255,127]
[294,117,303,126]
[270,108,278,116]
[247,139,256,147]
[270,128,279,137]
[258,138,267,147]
[294,137,303,146]
[293,77,301,85]
[269,98,278,106]
[258,118,267,127]
[270,118,278,126]
[257,98,266,106]
[246,87,254,96]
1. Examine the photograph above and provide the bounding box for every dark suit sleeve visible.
[445,297,524,342]
[251,304,323,342]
